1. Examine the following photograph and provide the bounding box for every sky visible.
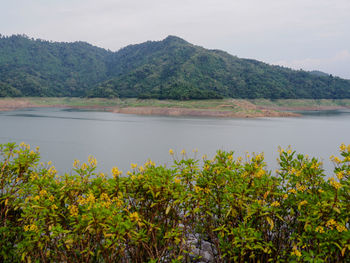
[1,0,349,79]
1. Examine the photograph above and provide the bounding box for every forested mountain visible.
[1,34,350,99]
[0,34,111,97]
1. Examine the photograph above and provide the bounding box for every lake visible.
[1,107,350,176]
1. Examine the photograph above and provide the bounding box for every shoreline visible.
[0,98,298,118]
[1,98,349,118]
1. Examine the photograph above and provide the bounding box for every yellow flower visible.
[130,163,138,169]
[39,189,47,197]
[86,193,95,204]
[255,169,265,178]
[271,201,280,207]
[331,156,341,164]
[77,196,86,205]
[111,167,122,178]
[336,171,344,180]
[329,177,342,190]
[193,148,198,153]
[299,200,308,206]
[68,205,79,217]
[145,160,156,167]
[33,195,40,201]
[297,185,307,192]
[174,177,181,184]
[113,197,123,207]
[51,204,58,210]
[203,188,211,194]
[298,200,308,210]
[291,246,302,257]
[288,189,297,194]
[48,166,57,175]
[340,143,346,152]
[169,149,174,155]
[81,163,88,171]
[283,194,288,199]
[49,195,55,202]
[336,224,347,232]
[181,149,186,155]
[73,159,80,168]
[30,173,39,181]
[29,224,38,232]
[88,155,97,167]
[100,193,110,202]
[194,186,202,193]
[315,226,325,233]
[139,166,144,172]
[130,212,140,222]
[326,219,337,230]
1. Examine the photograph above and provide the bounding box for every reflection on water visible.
[1,107,350,176]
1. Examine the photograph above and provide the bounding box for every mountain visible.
[0,34,111,97]
[309,70,330,77]
[1,34,350,99]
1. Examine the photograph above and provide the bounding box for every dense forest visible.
[1,34,350,99]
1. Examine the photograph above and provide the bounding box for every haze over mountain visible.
[1,34,350,99]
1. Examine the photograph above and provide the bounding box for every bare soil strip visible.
[7,98,350,118]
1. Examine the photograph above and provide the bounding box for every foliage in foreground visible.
[0,143,349,262]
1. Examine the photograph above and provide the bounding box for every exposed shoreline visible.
[1,98,350,118]
[110,106,299,118]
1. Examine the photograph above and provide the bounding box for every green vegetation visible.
[251,99,350,108]
[1,143,349,262]
[1,34,350,100]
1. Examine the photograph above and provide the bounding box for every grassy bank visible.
[250,98,350,108]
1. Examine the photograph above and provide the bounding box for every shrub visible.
[0,143,349,262]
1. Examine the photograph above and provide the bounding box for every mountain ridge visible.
[1,34,350,99]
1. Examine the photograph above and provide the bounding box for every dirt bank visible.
[0,99,38,111]
[0,98,301,118]
[111,106,299,118]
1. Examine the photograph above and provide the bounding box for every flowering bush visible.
[0,143,349,262]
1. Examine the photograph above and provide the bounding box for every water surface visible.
[1,108,349,176]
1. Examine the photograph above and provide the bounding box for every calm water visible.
[1,107,350,176]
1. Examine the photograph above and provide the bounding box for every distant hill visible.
[309,70,330,77]
[1,34,350,99]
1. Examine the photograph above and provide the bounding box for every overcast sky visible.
[1,0,349,78]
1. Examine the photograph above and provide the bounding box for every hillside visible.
[0,34,111,97]
[1,34,350,99]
